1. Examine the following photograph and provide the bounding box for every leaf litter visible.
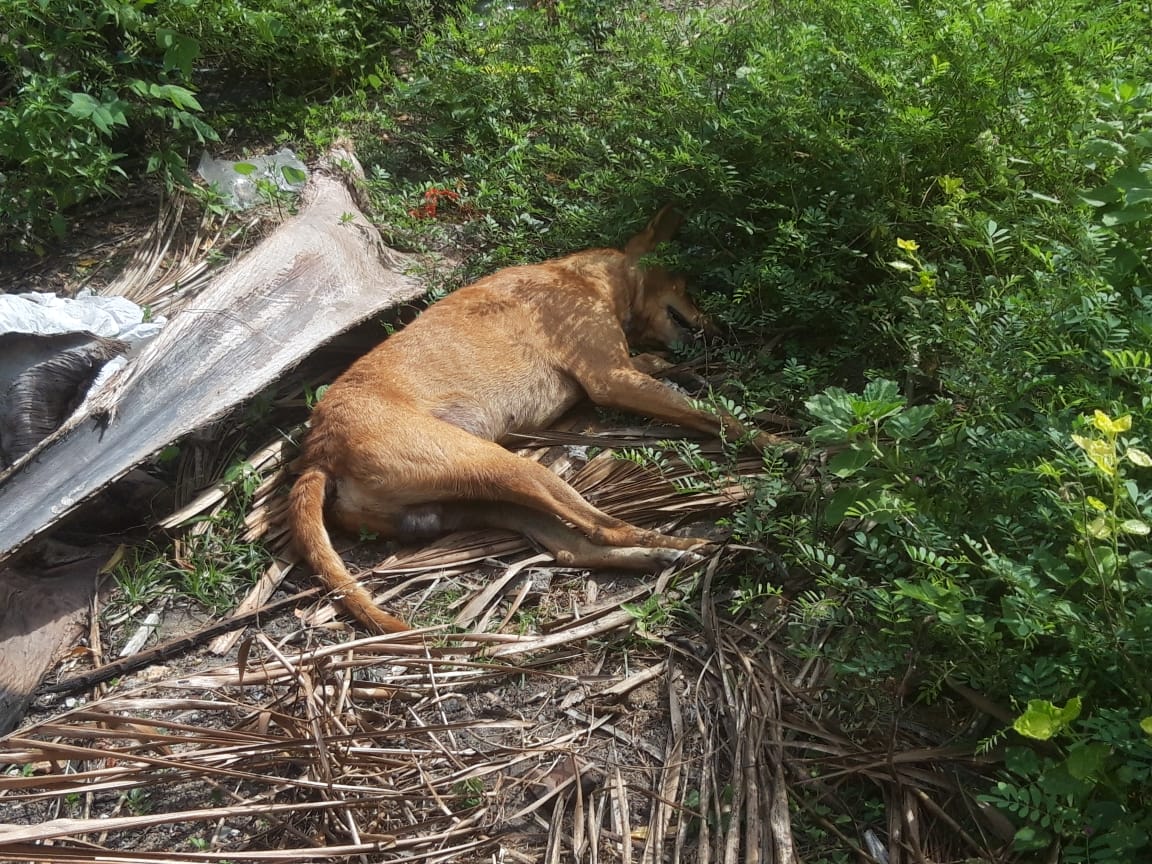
[1,418,1009,863]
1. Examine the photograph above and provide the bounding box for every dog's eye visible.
[667,306,694,331]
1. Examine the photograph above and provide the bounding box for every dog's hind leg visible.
[347,421,708,552]
[438,503,698,569]
[460,444,706,551]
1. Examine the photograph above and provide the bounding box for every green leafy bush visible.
[353,0,1152,851]
[0,0,450,247]
[0,0,214,244]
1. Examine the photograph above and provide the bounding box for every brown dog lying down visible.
[289,206,786,633]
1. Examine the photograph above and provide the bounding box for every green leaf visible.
[1128,186,1152,205]
[827,446,873,478]
[280,165,307,185]
[1126,447,1152,467]
[1141,717,1152,737]
[823,484,871,526]
[66,92,100,120]
[845,490,909,524]
[883,404,935,440]
[805,387,856,427]
[1065,742,1111,780]
[1110,165,1152,195]
[1013,697,1082,741]
[853,397,905,422]
[862,378,901,406]
[104,99,129,128]
[233,162,257,176]
[1080,185,1120,207]
[147,83,203,111]
[1102,204,1152,226]
[1087,516,1111,539]
[1120,519,1150,536]
[156,28,200,78]
[92,107,115,134]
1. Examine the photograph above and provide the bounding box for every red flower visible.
[408,187,461,219]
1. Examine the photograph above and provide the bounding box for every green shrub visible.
[355,0,1152,851]
[0,0,211,244]
[0,0,450,247]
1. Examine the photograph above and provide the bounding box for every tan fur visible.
[289,207,783,633]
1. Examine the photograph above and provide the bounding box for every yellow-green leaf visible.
[1087,517,1112,539]
[1072,435,1117,475]
[1121,519,1150,536]
[896,237,919,252]
[1086,496,1108,512]
[1014,697,1082,741]
[1141,716,1152,737]
[1127,447,1152,467]
[1093,410,1132,434]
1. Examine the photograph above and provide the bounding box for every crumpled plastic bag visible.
[197,148,309,209]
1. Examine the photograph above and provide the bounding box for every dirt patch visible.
[0,188,170,297]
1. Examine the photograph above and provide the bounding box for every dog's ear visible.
[624,204,683,261]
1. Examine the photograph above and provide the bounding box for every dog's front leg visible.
[582,366,790,452]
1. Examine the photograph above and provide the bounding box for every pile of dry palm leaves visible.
[1,421,1010,863]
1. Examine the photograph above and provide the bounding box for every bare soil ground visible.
[1,189,170,297]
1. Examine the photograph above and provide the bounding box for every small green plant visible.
[112,549,167,609]
[984,698,1152,860]
[121,787,151,816]
[453,777,485,807]
[305,384,330,409]
[728,578,783,617]
[167,504,269,614]
[622,594,674,637]
[805,378,940,525]
[617,437,727,495]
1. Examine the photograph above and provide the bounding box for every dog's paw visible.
[751,432,803,466]
[632,545,709,569]
[664,544,717,568]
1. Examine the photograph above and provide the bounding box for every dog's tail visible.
[289,466,411,634]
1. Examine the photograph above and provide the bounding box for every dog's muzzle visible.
[667,305,713,342]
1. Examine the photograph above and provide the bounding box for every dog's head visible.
[623,205,716,350]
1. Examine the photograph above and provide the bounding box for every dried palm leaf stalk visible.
[102,194,262,318]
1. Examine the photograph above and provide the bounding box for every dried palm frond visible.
[101,194,261,318]
[3,554,1003,864]
[1,583,688,862]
